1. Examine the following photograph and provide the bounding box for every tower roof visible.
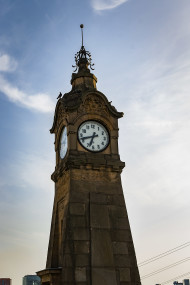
[71,25,97,90]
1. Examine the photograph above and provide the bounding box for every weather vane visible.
[72,24,95,72]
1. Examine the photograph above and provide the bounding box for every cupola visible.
[71,24,97,90]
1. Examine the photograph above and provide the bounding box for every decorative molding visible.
[71,169,120,183]
[51,152,125,182]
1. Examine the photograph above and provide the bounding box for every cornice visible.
[51,152,125,182]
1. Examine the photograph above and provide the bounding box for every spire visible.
[72,24,94,72]
[71,24,97,90]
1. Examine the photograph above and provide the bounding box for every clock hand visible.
[89,132,97,146]
[81,134,98,142]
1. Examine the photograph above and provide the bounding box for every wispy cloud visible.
[0,75,54,113]
[0,53,17,72]
[120,48,190,209]
[92,0,128,11]
[0,53,54,113]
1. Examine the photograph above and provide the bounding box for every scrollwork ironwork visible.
[72,24,95,72]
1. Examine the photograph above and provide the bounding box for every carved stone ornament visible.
[51,90,123,134]
[50,100,68,134]
[61,90,82,110]
[78,94,109,116]
[56,105,67,130]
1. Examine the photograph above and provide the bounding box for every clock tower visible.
[37,25,141,285]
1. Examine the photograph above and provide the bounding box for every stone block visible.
[70,180,96,193]
[90,192,107,204]
[117,218,130,229]
[75,267,86,282]
[112,242,129,255]
[91,229,115,266]
[119,268,131,282]
[115,254,130,267]
[111,217,130,230]
[92,181,122,195]
[73,229,89,241]
[62,268,74,282]
[129,257,139,267]
[75,254,89,266]
[92,268,117,285]
[70,216,87,228]
[74,241,90,254]
[70,190,89,203]
[130,268,141,282]
[111,230,132,242]
[108,205,127,218]
[63,243,70,254]
[87,157,106,165]
[70,203,85,215]
[90,204,110,229]
[127,242,136,256]
[112,195,126,206]
[63,254,73,267]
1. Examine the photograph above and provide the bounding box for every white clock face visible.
[78,121,109,152]
[60,127,67,159]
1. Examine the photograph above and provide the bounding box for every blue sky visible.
[0,0,190,284]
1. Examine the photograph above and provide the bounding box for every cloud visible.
[0,75,54,113]
[119,51,190,209]
[17,152,54,193]
[91,0,128,11]
[0,53,54,113]
[0,53,17,72]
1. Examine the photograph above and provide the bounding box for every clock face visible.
[78,120,109,152]
[60,127,68,159]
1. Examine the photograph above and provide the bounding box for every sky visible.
[0,0,190,284]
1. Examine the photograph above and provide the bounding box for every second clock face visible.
[78,120,109,152]
[60,127,68,159]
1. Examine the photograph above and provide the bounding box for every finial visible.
[72,25,95,72]
[80,24,84,46]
